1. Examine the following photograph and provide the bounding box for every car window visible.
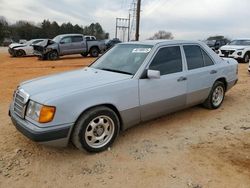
[60,37,72,44]
[202,49,214,66]
[32,40,43,44]
[184,45,204,70]
[85,37,90,41]
[149,46,182,75]
[72,36,83,42]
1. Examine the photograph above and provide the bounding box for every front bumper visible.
[218,50,244,60]
[8,48,15,56]
[9,106,73,144]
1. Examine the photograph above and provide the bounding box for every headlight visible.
[26,100,56,123]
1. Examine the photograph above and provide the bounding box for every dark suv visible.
[205,39,229,51]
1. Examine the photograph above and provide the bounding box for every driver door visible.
[139,46,187,121]
[59,36,74,55]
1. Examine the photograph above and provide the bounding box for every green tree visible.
[0,16,9,43]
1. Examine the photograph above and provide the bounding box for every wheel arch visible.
[70,103,124,138]
[215,77,227,91]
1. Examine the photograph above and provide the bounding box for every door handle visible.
[210,70,217,74]
[177,76,187,82]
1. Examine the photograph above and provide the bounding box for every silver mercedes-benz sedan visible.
[9,40,238,152]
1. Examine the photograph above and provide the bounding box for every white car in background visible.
[218,38,250,63]
[8,39,46,57]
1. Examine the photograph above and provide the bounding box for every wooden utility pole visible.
[135,0,141,41]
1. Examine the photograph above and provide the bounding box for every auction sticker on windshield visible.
[132,48,151,53]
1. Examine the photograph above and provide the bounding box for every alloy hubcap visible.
[212,86,224,107]
[85,115,114,148]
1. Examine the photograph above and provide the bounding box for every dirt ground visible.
[0,50,250,188]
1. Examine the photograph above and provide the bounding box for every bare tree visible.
[149,30,174,40]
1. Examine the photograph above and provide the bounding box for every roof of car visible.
[122,40,204,46]
[232,38,250,40]
[56,34,83,37]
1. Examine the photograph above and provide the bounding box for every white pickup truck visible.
[218,38,250,63]
[33,34,106,60]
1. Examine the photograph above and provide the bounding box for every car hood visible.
[20,67,132,103]
[220,45,247,50]
[9,43,27,48]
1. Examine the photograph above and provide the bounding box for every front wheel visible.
[203,81,225,109]
[47,51,59,60]
[72,107,120,153]
[16,50,26,57]
[243,52,250,63]
[90,47,99,57]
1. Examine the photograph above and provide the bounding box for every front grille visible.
[13,89,29,118]
[221,50,235,56]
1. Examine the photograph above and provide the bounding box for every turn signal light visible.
[39,106,56,123]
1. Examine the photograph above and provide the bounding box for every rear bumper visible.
[227,79,238,91]
[9,106,73,145]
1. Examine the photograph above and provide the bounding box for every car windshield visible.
[229,40,250,45]
[52,36,62,43]
[90,44,153,75]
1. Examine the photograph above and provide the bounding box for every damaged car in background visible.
[9,40,238,153]
[8,39,46,57]
[33,34,106,60]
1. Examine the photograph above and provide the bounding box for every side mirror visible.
[147,69,160,79]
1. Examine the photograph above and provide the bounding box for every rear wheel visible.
[72,107,120,153]
[203,81,225,109]
[90,47,99,57]
[47,51,59,60]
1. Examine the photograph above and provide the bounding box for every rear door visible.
[183,45,217,106]
[71,35,87,54]
[139,46,187,121]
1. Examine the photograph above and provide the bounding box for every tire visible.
[243,52,250,63]
[72,106,120,153]
[90,47,99,57]
[47,51,59,60]
[16,50,26,57]
[203,81,225,109]
[81,52,88,57]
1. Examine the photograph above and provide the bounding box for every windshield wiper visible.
[101,68,133,75]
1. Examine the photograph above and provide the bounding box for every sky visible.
[0,0,250,41]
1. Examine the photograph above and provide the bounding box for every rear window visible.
[72,36,83,42]
[183,45,204,70]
